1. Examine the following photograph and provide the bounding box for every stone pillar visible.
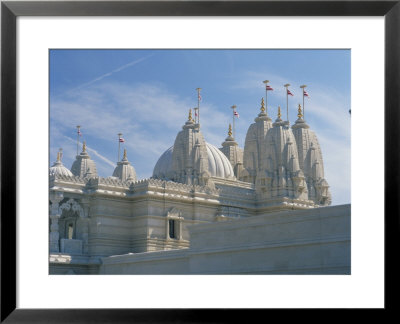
[49,191,63,252]
[80,198,91,254]
[178,219,183,240]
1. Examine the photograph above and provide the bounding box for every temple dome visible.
[153,142,235,180]
[241,98,273,183]
[291,105,331,205]
[49,152,73,177]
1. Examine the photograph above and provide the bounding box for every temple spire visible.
[277,106,282,119]
[82,141,86,153]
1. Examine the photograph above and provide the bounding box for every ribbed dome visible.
[49,160,73,177]
[153,142,235,180]
[206,143,235,179]
[49,152,73,177]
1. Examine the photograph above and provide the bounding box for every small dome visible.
[49,152,73,177]
[153,142,235,180]
[71,141,98,178]
[112,149,137,182]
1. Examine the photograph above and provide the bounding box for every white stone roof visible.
[153,142,235,180]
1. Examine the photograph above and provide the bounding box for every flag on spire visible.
[234,110,239,118]
[266,85,273,91]
[287,89,294,96]
[78,129,82,136]
[303,90,310,98]
[119,137,125,143]
[198,93,202,101]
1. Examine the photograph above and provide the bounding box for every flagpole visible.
[118,133,122,162]
[284,84,290,122]
[76,125,81,155]
[300,85,307,118]
[263,80,269,115]
[196,88,201,125]
[231,105,237,139]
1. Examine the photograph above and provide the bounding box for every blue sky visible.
[50,49,351,205]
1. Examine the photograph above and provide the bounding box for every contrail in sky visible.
[65,54,154,95]
[64,135,115,168]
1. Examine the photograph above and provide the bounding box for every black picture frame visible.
[1,0,399,322]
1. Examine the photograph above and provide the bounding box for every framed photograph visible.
[1,0,398,321]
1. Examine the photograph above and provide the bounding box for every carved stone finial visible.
[188,109,193,122]
[278,106,282,119]
[123,148,127,160]
[82,141,86,153]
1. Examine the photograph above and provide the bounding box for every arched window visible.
[169,219,176,239]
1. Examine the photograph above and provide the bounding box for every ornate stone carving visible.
[49,191,64,252]
[60,198,84,218]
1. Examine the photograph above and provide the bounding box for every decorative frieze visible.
[49,191,64,252]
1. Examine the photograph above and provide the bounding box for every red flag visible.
[266,85,273,91]
[195,111,198,117]
[119,137,125,143]
[198,93,202,101]
[234,111,239,118]
[287,89,294,96]
[303,90,310,98]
